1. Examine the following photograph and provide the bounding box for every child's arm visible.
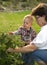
[9,27,22,35]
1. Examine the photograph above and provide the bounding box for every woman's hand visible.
[7,48,15,53]
[7,46,20,53]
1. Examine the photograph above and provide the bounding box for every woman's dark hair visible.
[32,3,47,21]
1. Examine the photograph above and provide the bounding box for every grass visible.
[0,10,40,33]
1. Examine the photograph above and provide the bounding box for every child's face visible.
[23,18,33,30]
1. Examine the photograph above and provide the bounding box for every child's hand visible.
[9,32,14,35]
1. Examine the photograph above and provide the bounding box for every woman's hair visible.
[23,14,34,23]
[32,3,47,16]
[32,3,47,21]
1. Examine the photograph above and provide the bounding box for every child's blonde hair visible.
[23,14,34,23]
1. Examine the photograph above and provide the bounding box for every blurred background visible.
[0,0,47,12]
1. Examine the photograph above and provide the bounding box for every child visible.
[9,14,37,65]
[9,15,36,44]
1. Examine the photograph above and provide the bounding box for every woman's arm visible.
[7,43,37,53]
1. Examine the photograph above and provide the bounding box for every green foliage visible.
[0,33,26,65]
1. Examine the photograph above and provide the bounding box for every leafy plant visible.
[0,33,25,65]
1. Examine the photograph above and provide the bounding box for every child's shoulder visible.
[30,27,36,32]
